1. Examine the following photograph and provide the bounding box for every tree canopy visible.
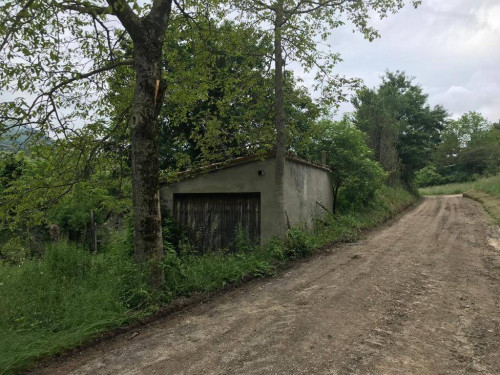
[1,0,421,288]
[305,115,385,213]
[353,71,448,186]
[431,112,500,183]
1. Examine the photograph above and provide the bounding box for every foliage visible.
[160,19,273,168]
[104,16,322,171]
[0,128,130,230]
[0,126,41,152]
[0,185,416,374]
[0,0,133,139]
[235,0,421,107]
[433,112,500,182]
[414,165,443,188]
[283,228,315,258]
[0,239,144,375]
[352,78,400,182]
[234,225,256,254]
[156,19,321,169]
[0,237,28,265]
[0,151,25,192]
[353,71,448,186]
[304,115,386,213]
[419,174,500,199]
[0,136,131,261]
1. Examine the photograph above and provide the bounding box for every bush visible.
[337,178,381,212]
[414,165,443,187]
[0,237,28,265]
[284,228,315,258]
[234,225,256,253]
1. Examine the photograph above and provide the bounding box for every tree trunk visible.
[274,0,287,236]
[130,41,167,290]
[333,184,340,215]
[108,1,173,291]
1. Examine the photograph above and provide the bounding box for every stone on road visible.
[34,195,500,375]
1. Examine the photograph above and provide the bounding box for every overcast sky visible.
[306,0,500,122]
[3,1,499,125]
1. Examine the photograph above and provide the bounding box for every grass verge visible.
[419,174,500,198]
[463,190,500,225]
[0,185,416,375]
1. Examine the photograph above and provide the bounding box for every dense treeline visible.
[352,71,448,187]
[349,71,499,189]
[416,112,500,187]
[1,66,498,261]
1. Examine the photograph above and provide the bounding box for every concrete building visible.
[160,152,333,251]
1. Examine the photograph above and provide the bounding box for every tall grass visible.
[0,186,416,374]
[419,174,500,198]
[0,241,144,374]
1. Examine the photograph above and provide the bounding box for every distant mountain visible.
[0,125,42,152]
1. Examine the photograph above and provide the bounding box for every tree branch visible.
[105,0,143,41]
[285,0,354,19]
[46,60,133,96]
[172,0,196,24]
[56,1,111,16]
[0,0,36,52]
[253,0,273,11]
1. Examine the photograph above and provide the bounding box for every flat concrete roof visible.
[161,151,331,185]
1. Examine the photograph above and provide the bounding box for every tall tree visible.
[0,0,206,288]
[158,18,321,170]
[107,17,321,171]
[236,0,421,234]
[306,116,386,213]
[353,71,447,186]
[434,112,499,179]
[352,86,401,183]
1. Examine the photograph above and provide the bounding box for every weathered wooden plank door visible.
[173,193,261,252]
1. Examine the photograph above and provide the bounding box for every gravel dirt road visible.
[34,195,500,375]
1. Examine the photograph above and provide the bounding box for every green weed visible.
[419,174,500,199]
[0,185,416,374]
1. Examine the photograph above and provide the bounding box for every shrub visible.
[284,228,315,258]
[0,237,28,265]
[415,165,443,187]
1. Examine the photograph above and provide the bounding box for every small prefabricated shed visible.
[160,153,333,250]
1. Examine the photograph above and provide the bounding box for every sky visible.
[302,0,500,122]
[2,0,499,125]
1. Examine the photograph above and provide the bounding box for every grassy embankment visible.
[419,174,500,223]
[0,186,416,375]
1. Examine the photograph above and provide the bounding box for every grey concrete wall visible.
[160,158,279,244]
[284,160,333,229]
[160,156,333,246]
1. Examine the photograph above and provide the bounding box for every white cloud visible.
[299,0,500,122]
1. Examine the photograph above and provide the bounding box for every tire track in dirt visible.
[33,196,500,375]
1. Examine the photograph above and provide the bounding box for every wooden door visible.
[173,193,261,252]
